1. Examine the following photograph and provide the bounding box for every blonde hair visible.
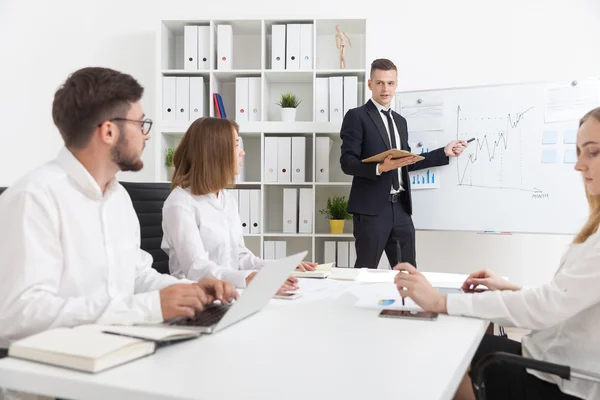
[171,117,239,195]
[574,107,600,243]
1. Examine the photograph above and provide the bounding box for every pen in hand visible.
[396,240,405,306]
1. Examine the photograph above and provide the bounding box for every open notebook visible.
[291,262,334,278]
[8,324,200,373]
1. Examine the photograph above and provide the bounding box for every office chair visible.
[120,181,172,275]
[471,352,600,400]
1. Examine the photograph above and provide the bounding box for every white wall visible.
[1,0,598,286]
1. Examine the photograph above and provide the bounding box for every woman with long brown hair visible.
[161,117,316,291]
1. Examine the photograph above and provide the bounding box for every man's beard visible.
[111,132,144,172]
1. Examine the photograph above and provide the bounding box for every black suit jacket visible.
[340,99,449,216]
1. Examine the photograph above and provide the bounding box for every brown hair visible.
[370,58,397,78]
[171,117,239,195]
[574,107,600,243]
[52,67,144,149]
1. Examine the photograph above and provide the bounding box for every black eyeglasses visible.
[97,118,153,135]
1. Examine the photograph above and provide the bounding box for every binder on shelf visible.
[315,77,329,122]
[264,241,275,259]
[189,77,205,121]
[324,241,336,264]
[184,25,198,70]
[285,24,300,70]
[197,25,211,70]
[329,76,343,122]
[277,137,291,183]
[291,136,306,183]
[249,189,261,234]
[271,24,286,70]
[282,188,298,233]
[298,188,312,234]
[343,76,358,116]
[235,77,249,122]
[162,77,176,122]
[217,25,233,70]
[315,137,332,182]
[248,77,261,122]
[213,93,226,118]
[264,137,278,182]
[176,77,190,122]
[239,189,250,235]
[275,241,287,259]
[299,24,313,70]
[227,189,239,211]
[337,241,349,268]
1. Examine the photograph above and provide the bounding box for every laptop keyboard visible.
[169,303,232,327]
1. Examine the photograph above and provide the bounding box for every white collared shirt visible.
[0,148,183,347]
[447,231,600,399]
[161,187,264,288]
[371,98,404,193]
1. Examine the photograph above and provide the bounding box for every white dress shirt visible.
[371,99,404,193]
[0,148,183,347]
[161,187,264,288]
[447,231,600,399]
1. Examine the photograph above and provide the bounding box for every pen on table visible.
[396,240,405,306]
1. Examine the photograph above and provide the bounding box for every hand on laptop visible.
[296,261,318,272]
[197,277,238,304]
[159,283,211,320]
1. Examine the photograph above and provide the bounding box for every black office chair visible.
[472,352,600,400]
[120,182,172,275]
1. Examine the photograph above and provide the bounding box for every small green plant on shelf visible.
[276,93,302,122]
[319,196,352,234]
[165,148,174,167]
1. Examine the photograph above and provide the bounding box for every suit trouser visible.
[352,191,416,269]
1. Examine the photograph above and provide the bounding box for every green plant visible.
[319,196,352,220]
[165,148,174,167]
[276,92,302,108]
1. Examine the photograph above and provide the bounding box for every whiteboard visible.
[394,78,600,234]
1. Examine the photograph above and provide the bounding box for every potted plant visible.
[165,148,174,180]
[276,92,302,122]
[319,195,352,234]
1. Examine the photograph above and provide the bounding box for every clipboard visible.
[361,149,425,163]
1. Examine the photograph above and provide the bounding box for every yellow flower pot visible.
[329,219,345,234]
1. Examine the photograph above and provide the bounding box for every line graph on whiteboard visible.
[455,105,543,193]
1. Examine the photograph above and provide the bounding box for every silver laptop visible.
[162,251,307,333]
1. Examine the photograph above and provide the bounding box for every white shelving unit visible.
[156,18,367,263]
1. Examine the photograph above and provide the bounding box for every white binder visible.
[264,137,278,182]
[291,136,306,183]
[271,24,286,70]
[343,76,358,116]
[189,77,205,122]
[227,189,239,212]
[162,77,176,122]
[235,136,245,183]
[238,189,250,235]
[298,188,312,233]
[249,189,261,234]
[285,24,301,70]
[282,188,297,233]
[324,241,336,264]
[275,241,287,259]
[277,137,291,182]
[299,24,313,70]
[315,137,332,182]
[264,241,275,260]
[197,26,210,70]
[235,77,249,122]
[248,77,261,122]
[348,242,356,268]
[315,77,329,122]
[337,241,349,268]
[217,25,233,70]
[176,77,190,122]
[184,26,198,70]
[329,76,344,122]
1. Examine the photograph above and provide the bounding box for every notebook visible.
[291,262,334,278]
[8,324,200,373]
[361,149,424,163]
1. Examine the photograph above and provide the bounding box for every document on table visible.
[349,283,423,311]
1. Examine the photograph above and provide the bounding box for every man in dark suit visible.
[340,58,466,269]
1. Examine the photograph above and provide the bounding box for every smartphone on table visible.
[378,309,438,320]
[273,292,303,300]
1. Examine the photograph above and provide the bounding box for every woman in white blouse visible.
[162,117,316,291]
[394,108,600,400]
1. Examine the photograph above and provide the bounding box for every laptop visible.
[161,251,308,334]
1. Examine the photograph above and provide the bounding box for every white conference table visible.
[0,271,489,400]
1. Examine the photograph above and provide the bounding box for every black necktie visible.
[381,109,400,190]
